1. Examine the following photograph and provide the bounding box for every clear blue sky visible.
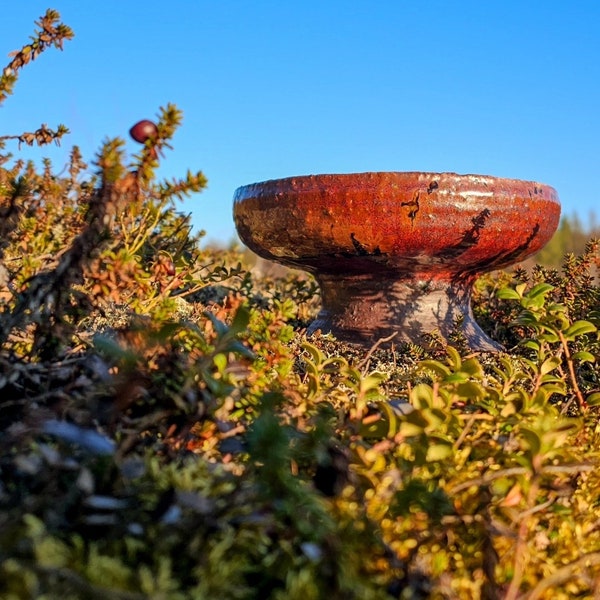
[3,1,600,245]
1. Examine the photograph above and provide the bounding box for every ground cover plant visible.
[1,10,600,600]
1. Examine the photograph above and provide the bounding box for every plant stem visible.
[505,477,540,600]
[558,330,587,412]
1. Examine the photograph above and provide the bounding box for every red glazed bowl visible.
[233,172,560,349]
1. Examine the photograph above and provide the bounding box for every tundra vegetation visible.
[1,10,600,600]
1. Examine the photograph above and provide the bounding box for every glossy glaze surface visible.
[233,172,560,349]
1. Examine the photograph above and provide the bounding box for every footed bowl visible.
[233,172,560,350]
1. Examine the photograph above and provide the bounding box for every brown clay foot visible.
[307,273,502,352]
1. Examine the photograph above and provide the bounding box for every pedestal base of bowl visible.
[308,273,502,351]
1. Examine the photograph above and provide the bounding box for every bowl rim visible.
[234,171,560,205]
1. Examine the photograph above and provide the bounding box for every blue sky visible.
[3,1,600,245]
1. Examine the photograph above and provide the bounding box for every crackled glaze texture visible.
[233,172,560,350]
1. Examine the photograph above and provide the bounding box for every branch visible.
[0,9,74,105]
[523,552,600,600]
[0,124,70,148]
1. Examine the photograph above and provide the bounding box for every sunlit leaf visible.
[496,287,521,301]
[426,439,453,462]
[540,356,561,375]
[445,372,470,384]
[460,358,484,378]
[516,282,528,297]
[522,340,541,352]
[456,381,486,400]
[418,360,451,378]
[586,392,600,406]
[445,346,462,370]
[571,351,596,363]
[301,342,324,366]
[563,320,597,340]
[213,353,227,373]
[410,383,434,409]
[528,282,554,298]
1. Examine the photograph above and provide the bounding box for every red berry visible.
[129,120,158,143]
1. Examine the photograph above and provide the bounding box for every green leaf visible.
[213,353,227,373]
[400,420,425,437]
[411,383,434,409]
[445,372,470,384]
[153,321,182,342]
[539,383,567,396]
[456,381,486,400]
[224,339,255,358]
[571,351,596,363]
[523,296,545,310]
[522,339,541,352]
[551,312,571,331]
[360,403,399,439]
[428,408,450,426]
[400,410,430,436]
[528,283,555,298]
[516,282,528,297]
[378,401,399,437]
[540,356,561,375]
[229,305,250,335]
[418,360,451,378]
[426,439,453,462]
[516,313,540,327]
[521,357,539,375]
[519,427,541,456]
[301,342,324,366]
[496,287,522,300]
[539,374,566,386]
[322,356,349,372]
[446,346,462,370]
[460,358,484,378]
[538,331,560,344]
[359,373,387,396]
[520,283,555,310]
[586,392,600,406]
[563,320,597,340]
